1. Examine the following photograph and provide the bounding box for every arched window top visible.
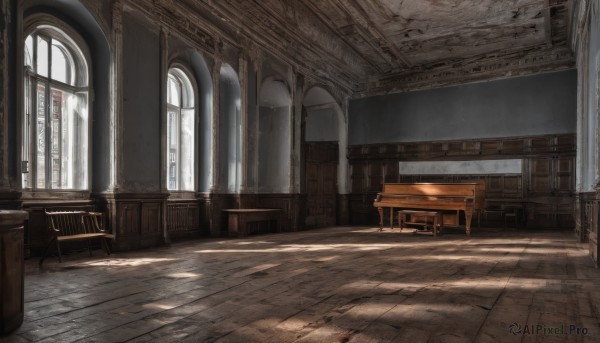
[167,68,194,108]
[166,67,196,191]
[25,25,88,87]
[260,80,291,108]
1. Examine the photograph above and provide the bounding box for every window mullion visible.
[44,81,52,189]
[29,77,37,189]
[178,82,183,190]
[178,107,182,190]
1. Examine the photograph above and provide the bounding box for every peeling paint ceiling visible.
[149,0,575,94]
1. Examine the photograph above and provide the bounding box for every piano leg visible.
[389,208,394,230]
[378,207,384,231]
[465,210,473,236]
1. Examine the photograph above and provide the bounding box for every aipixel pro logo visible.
[509,322,589,336]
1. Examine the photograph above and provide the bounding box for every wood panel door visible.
[306,142,338,228]
[527,157,575,228]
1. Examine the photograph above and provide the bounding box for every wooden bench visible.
[223,209,283,237]
[39,211,114,265]
[397,210,442,237]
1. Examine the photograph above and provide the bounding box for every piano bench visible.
[397,210,442,237]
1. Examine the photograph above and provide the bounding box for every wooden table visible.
[223,209,283,237]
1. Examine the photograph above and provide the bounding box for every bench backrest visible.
[45,211,102,236]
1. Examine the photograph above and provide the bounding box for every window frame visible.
[166,66,197,193]
[21,16,93,198]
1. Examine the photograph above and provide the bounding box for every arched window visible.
[166,68,195,191]
[23,25,89,190]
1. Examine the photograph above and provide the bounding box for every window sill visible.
[21,190,91,202]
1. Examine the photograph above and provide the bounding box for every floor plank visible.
[2,227,599,342]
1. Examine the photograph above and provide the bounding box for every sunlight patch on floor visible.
[167,272,202,279]
[84,257,179,267]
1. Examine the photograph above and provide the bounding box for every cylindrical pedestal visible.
[0,210,29,335]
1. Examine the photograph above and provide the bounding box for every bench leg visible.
[87,239,93,257]
[39,236,56,266]
[56,239,63,263]
[101,238,111,256]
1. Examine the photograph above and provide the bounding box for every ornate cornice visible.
[356,43,575,97]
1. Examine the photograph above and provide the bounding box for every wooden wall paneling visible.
[557,203,575,228]
[480,140,500,155]
[574,195,585,242]
[503,176,523,197]
[529,136,551,153]
[256,195,296,231]
[530,202,556,228]
[118,202,141,237]
[502,139,525,155]
[430,142,446,157]
[141,203,161,234]
[197,195,212,233]
[555,158,574,193]
[322,162,337,227]
[486,176,503,197]
[401,143,419,157]
[556,134,576,152]
[337,194,350,225]
[349,193,377,225]
[398,174,412,183]
[529,158,552,194]
[464,141,480,155]
[588,199,599,266]
[575,193,595,243]
[384,160,399,184]
[380,144,398,159]
[368,162,383,192]
[350,162,367,193]
[446,142,464,156]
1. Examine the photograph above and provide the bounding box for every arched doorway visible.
[303,87,347,228]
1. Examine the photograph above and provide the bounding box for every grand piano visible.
[373,182,485,236]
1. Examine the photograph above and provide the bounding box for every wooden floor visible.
[3,226,600,343]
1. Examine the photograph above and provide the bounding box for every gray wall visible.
[218,66,241,193]
[122,11,161,192]
[305,107,339,142]
[349,70,577,145]
[258,106,290,193]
